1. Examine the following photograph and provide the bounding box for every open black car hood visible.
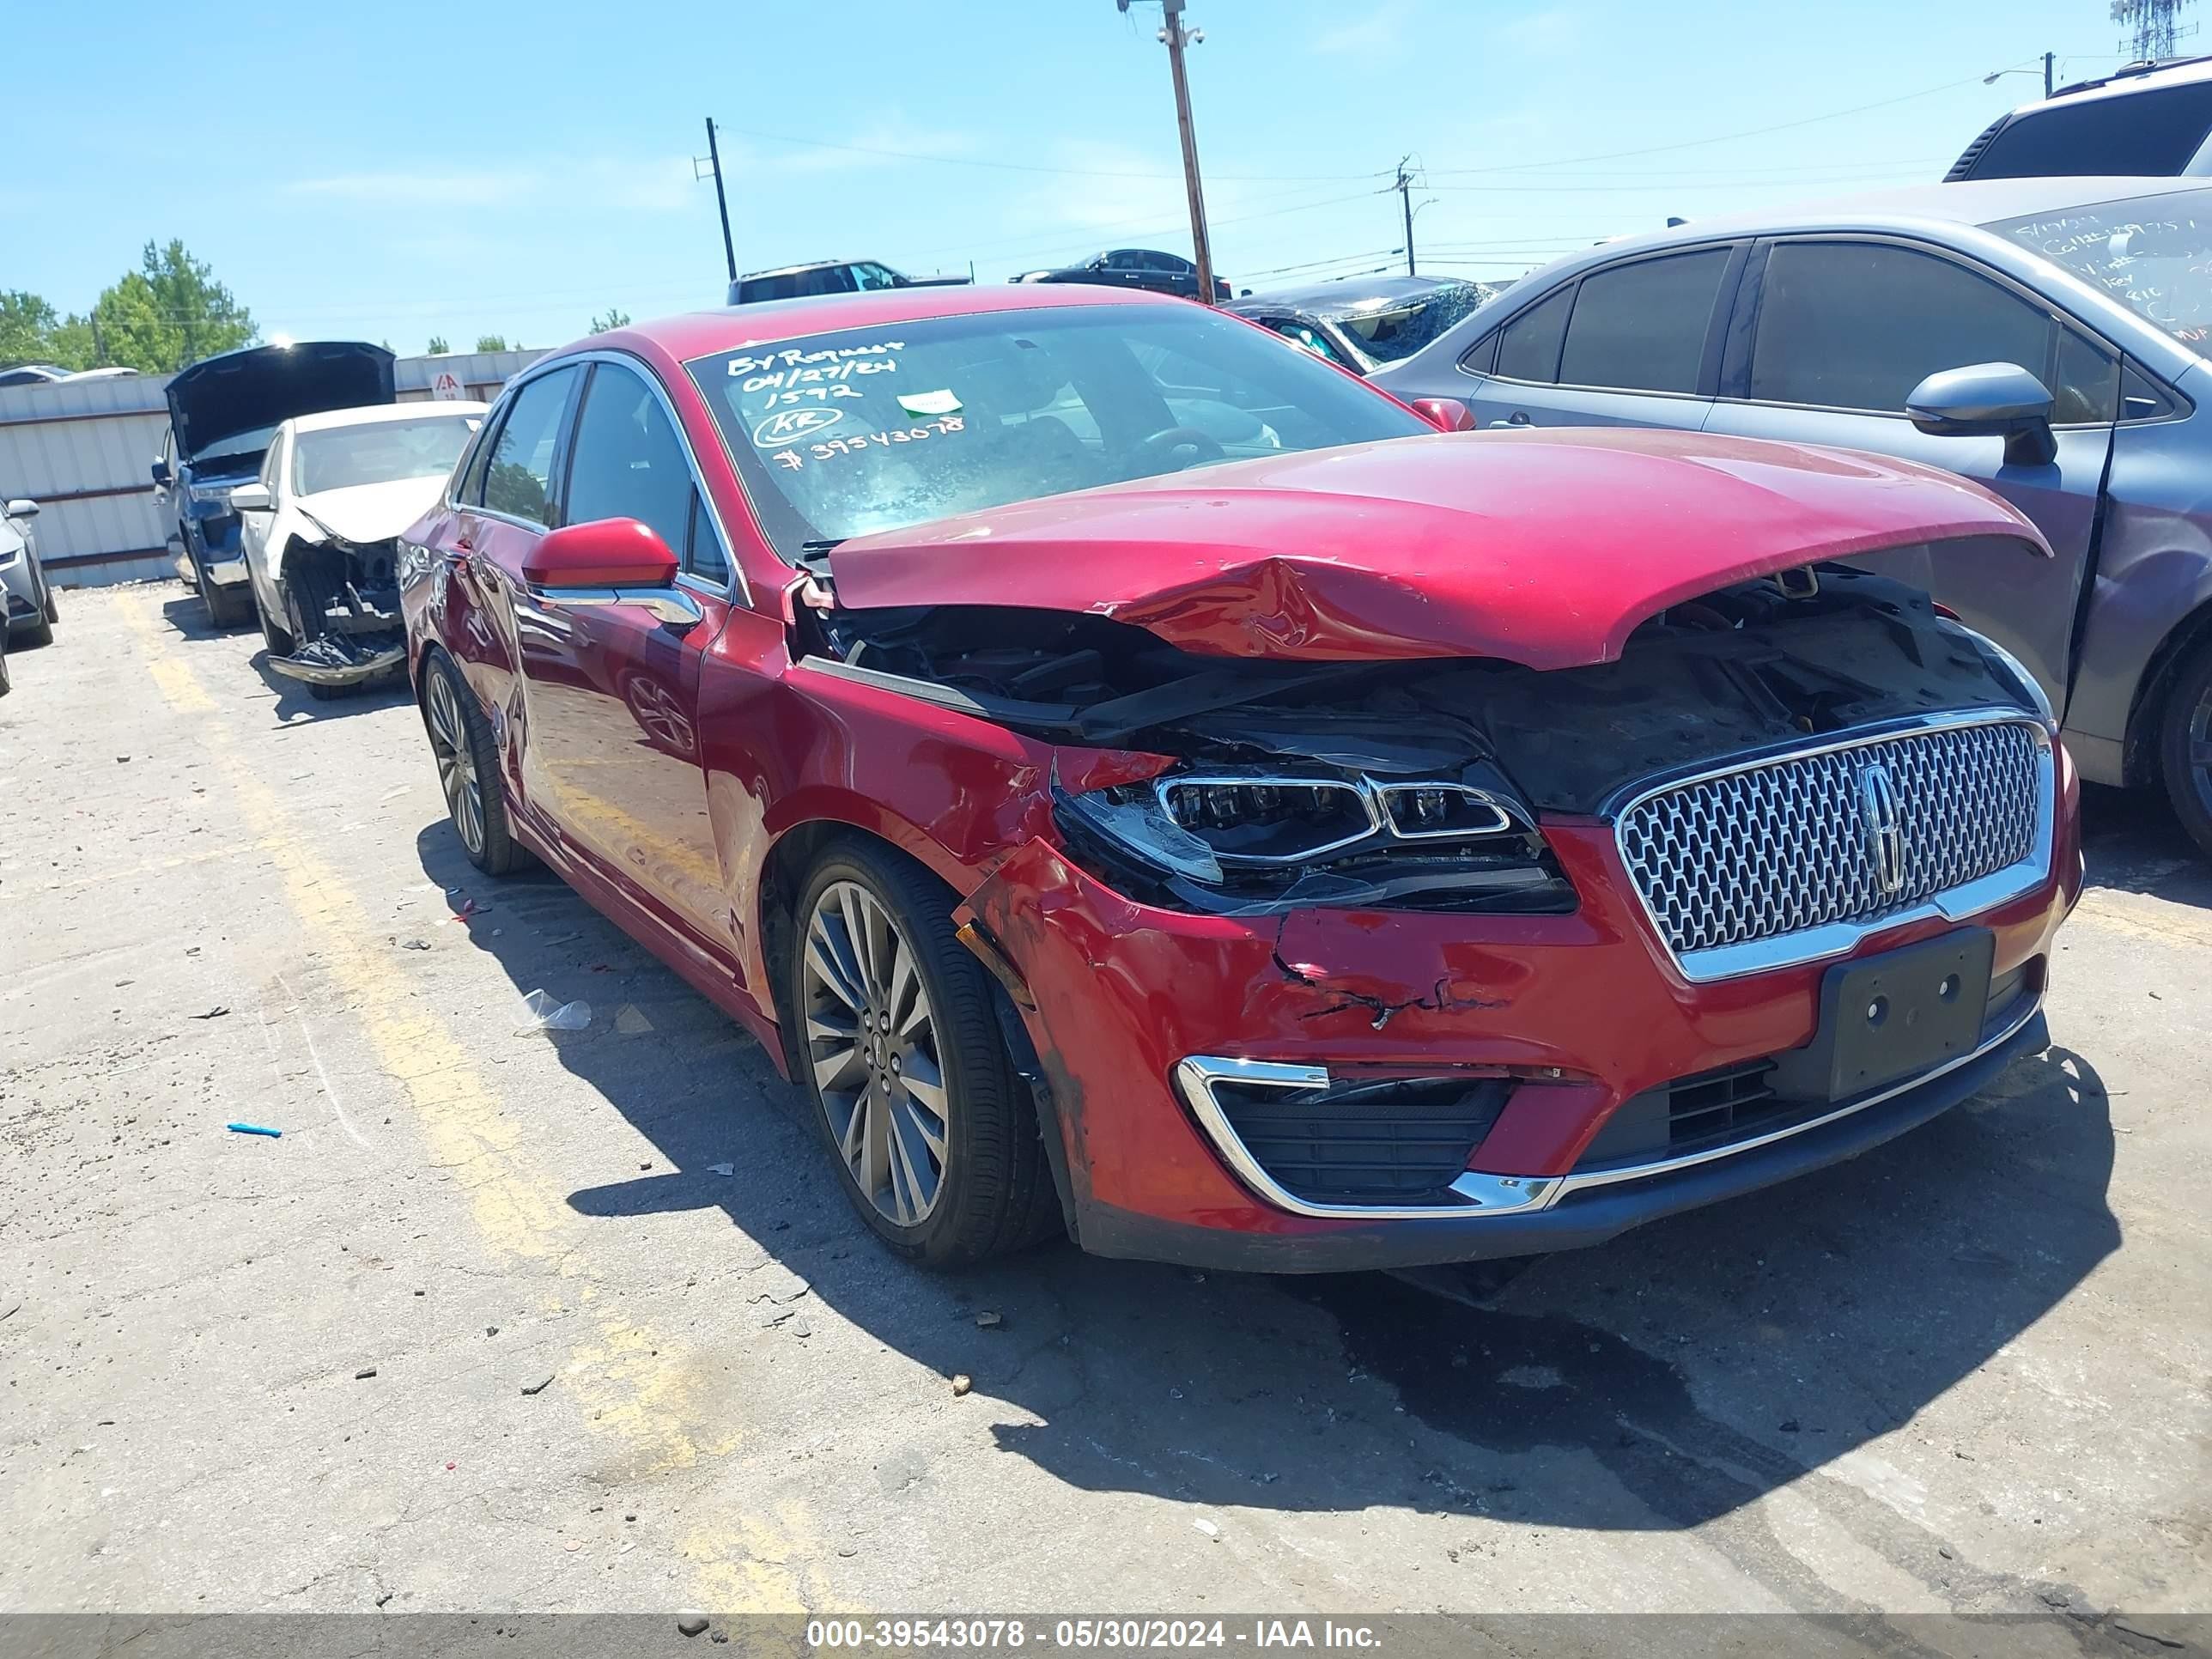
[165,341,395,460]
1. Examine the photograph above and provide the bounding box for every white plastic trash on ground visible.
[515,990,591,1033]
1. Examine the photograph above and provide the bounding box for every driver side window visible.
[563,362,697,558]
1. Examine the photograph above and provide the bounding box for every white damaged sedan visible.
[231,401,485,696]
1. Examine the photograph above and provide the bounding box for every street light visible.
[1984,53,2056,97]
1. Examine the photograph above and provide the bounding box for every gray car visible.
[1373,175,2212,856]
[1,495,56,648]
[1226,276,1499,375]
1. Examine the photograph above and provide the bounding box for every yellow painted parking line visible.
[2072,887,2212,952]
[117,595,824,1610]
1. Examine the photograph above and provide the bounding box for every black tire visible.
[2158,634,2212,860]
[0,639,10,697]
[283,585,349,701]
[790,837,1060,1267]
[197,562,250,629]
[420,650,525,875]
[15,566,54,647]
[257,585,295,656]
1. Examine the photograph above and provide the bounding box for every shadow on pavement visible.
[154,589,410,722]
[2081,782,2212,911]
[410,808,2124,1538]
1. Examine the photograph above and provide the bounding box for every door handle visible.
[1488,412,1533,429]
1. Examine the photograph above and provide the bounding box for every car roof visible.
[1231,275,1477,315]
[2043,53,2212,101]
[286,400,488,434]
[576,283,1184,366]
[1485,175,2212,284]
[738,259,879,281]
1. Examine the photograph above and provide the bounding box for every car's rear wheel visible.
[422,652,524,875]
[792,841,1058,1267]
[2159,634,2212,860]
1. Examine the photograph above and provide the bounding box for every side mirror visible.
[1906,362,2057,467]
[4,497,38,520]
[1409,396,1477,433]
[151,458,173,488]
[228,482,273,513]
[522,518,697,627]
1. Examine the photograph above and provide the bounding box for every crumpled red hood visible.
[826,427,2048,666]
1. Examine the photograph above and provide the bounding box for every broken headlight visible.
[1052,763,1577,916]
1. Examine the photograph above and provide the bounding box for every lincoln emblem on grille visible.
[1858,760,1905,896]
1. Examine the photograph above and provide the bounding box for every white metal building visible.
[0,349,542,590]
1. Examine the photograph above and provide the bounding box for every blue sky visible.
[2,0,2151,353]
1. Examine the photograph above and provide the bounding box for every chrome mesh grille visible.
[1616,721,2043,960]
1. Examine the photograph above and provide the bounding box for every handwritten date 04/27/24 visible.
[802,1619,1384,1650]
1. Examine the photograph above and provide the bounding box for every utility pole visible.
[1395,156,1417,276]
[2044,50,2055,94]
[1121,0,1217,303]
[698,118,738,288]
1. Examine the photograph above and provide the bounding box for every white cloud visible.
[1313,0,1419,56]
[1498,6,1576,56]
[282,157,698,214]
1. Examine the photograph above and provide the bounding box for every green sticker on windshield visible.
[896,389,963,417]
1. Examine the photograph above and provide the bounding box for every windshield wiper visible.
[796,536,845,571]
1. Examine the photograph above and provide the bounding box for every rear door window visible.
[1558,249,1731,395]
[1492,287,1572,383]
[482,367,580,526]
[1747,241,2057,415]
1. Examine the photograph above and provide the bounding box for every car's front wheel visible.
[2159,633,2212,860]
[257,585,295,656]
[422,652,525,875]
[792,840,1058,1267]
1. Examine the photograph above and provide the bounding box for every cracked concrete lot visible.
[0,585,2206,1624]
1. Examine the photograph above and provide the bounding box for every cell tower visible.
[2112,0,2197,61]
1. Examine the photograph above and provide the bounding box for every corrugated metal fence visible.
[0,349,543,589]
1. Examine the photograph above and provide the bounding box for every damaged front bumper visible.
[960,795,2081,1274]
[267,637,407,687]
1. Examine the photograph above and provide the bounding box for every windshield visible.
[1989,188,2212,352]
[192,423,280,471]
[1332,283,1490,368]
[688,302,1429,562]
[291,415,478,496]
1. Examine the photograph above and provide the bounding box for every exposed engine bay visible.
[270,527,407,691]
[800,563,2046,916]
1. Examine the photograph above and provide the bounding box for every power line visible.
[714,119,1388,185]
[1425,72,1994,173]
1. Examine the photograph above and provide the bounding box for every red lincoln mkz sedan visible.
[400,285,2079,1271]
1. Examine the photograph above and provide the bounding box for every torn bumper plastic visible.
[267,637,406,687]
[960,784,2081,1273]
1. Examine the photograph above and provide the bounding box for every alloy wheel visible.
[799,880,949,1227]
[426,671,485,856]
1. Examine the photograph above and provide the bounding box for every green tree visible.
[474,334,511,353]
[587,308,631,335]
[0,290,70,368]
[85,240,256,372]
[426,335,450,356]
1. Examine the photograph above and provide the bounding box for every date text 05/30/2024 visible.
[804,1620,1384,1650]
